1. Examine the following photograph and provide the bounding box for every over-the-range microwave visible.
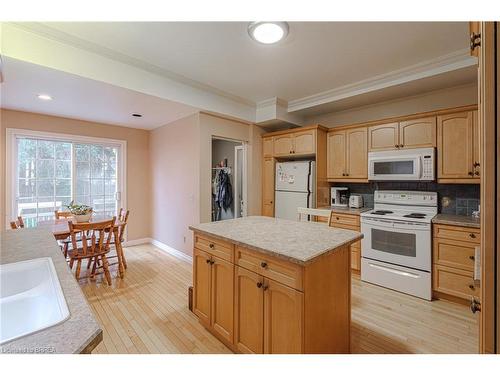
[368,147,435,181]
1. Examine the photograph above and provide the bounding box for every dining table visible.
[37,215,127,279]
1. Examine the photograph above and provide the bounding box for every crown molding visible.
[9,22,255,107]
[287,48,477,113]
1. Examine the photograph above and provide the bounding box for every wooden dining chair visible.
[103,208,130,269]
[55,210,73,219]
[68,218,115,286]
[10,216,25,229]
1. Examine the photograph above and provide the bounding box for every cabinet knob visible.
[256,282,263,288]
[470,298,481,314]
[468,171,474,176]
[206,259,211,264]
[210,260,215,265]
[209,243,214,249]
[470,32,481,52]
[400,144,404,148]
[474,171,480,176]
[469,284,475,290]
[336,217,340,220]
[469,255,475,261]
[263,285,269,291]
[395,144,400,149]
[260,262,268,268]
[473,161,480,167]
[469,233,476,239]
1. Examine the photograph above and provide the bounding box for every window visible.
[8,129,126,228]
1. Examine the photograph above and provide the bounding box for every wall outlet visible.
[442,196,451,208]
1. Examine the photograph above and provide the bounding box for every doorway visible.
[211,137,247,222]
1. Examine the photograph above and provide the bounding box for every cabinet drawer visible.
[316,216,329,223]
[433,238,477,271]
[433,224,480,244]
[235,246,303,291]
[194,234,234,262]
[329,213,360,227]
[433,264,479,299]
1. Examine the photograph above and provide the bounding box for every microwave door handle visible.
[416,157,423,179]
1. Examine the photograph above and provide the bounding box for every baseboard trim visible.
[123,237,151,247]
[150,239,193,264]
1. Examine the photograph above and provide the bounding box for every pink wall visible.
[150,113,200,255]
[0,109,151,240]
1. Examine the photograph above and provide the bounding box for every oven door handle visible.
[368,262,421,278]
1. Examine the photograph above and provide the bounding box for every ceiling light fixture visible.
[248,22,289,45]
[132,113,142,118]
[37,94,53,101]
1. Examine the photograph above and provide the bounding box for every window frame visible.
[5,128,127,229]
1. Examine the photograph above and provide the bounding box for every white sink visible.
[0,257,70,344]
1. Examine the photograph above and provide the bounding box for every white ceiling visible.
[34,22,470,103]
[0,57,198,129]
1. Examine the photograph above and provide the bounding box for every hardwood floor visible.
[79,244,478,354]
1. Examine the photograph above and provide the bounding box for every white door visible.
[234,144,247,218]
[275,191,310,221]
[275,161,311,192]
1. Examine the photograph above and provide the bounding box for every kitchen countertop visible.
[316,206,372,216]
[0,228,102,354]
[189,216,363,265]
[432,214,481,229]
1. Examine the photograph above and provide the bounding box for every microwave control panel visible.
[422,154,434,179]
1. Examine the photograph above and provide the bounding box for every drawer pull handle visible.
[260,262,268,268]
[209,243,215,249]
[469,233,476,239]
[469,284,475,290]
[256,282,263,288]
[470,298,481,314]
[469,255,475,261]
[336,217,340,220]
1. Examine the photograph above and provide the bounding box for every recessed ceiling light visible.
[248,22,289,45]
[132,113,142,118]
[37,94,53,101]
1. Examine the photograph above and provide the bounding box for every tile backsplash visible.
[333,182,480,216]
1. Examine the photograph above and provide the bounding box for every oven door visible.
[368,155,421,180]
[361,217,431,271]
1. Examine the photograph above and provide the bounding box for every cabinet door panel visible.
[263,137,273,157]
[263,279,304,354]
[368,122,399,151]
[293,130,316,155]
[437,112,473,179]
[273,135,294,156]
[211,257,234,344]
[472,110,480,179]
[262,157,275,217]
[399,117,436,148]
[193,248,211,326]
[234,266,264,354]
[346,128,367,178]
[327,131,346,179]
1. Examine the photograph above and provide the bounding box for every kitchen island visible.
[189,216,363,354]
[0,229,102,354]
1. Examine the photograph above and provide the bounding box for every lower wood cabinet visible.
[192,232,351,353]
[432,224,480,302]
[193,248,234,344]
[329,213,361,273]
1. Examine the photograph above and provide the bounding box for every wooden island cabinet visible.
[190,216,362,354]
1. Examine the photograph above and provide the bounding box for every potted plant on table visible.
[66,201,93,223]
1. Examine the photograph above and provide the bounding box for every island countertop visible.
[189,216,363,265]
[0,228,102,354]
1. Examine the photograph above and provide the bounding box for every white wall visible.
[304,83,478,127]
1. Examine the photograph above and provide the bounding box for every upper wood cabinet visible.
[262,157,275,217]
[263,137,273,158]
[193,248,234,346]
[273,134,295,157]
[272,130,316,157]
[437,110,479,183]
[368,122,399,151]
[399,117,437,149]
[368,118,436,151]
[327,128,367,181]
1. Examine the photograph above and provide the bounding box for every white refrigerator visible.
[275,160,315,221]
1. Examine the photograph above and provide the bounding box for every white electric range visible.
[360,190,438,300]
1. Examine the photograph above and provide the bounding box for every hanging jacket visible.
[215,170,233,211]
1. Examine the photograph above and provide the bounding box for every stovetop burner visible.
[403,213,427,218]
[371,210,394,215]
